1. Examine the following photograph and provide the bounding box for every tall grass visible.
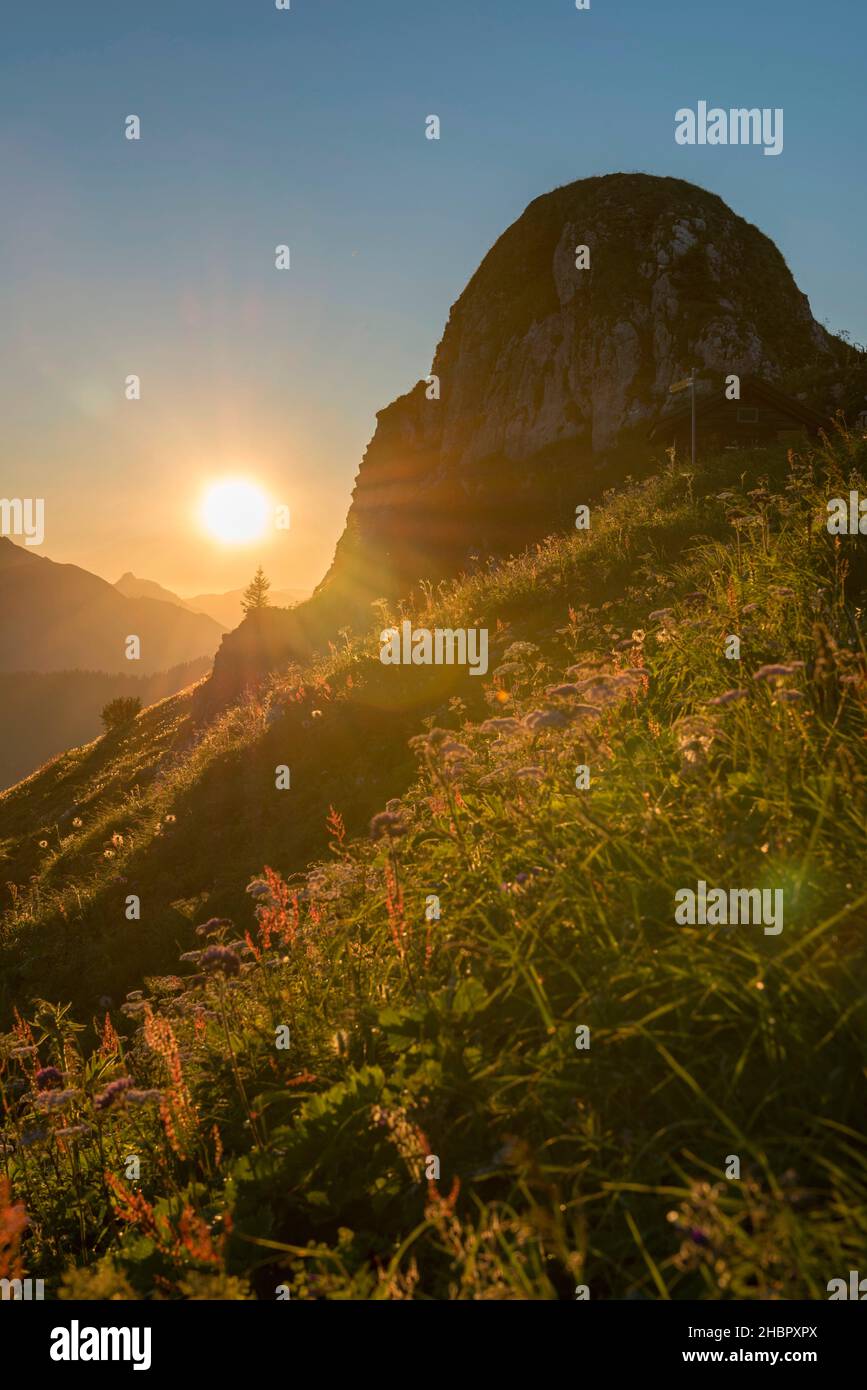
[1,433,866,1298]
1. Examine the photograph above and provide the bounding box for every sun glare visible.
[201,479,270,544]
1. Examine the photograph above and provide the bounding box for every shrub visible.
[100,696,142,732]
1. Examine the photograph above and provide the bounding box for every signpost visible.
[670,369,696,467]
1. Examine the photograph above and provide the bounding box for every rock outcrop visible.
[197,172,855,713]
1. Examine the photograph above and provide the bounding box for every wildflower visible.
[478,717,523,735]
[38,840,48,849]
[195,917,233,937]
[501,641,539,662]
[674,716,716,766]
[164,814,176,824]
[103,850,115,859]
[179,950,203,964]
[72,817,83,827]
[94,1077,134,1112]
[523,708,570,731]
[369,811,407,842]
[17,1128,49,1148]
[35,1066,63,1091]
[125,1089,163,1106]
[514,766,545,781]
[421,728,453,749]
[199,945,241,977]
[754,662,804,682]
[111,833,124,848]
[545,683,583,698]
[0,1178,27,1281]
[35,1088,78,1111]
[477,768,507,787]
[707,689,748,706]
[776,689,805,703]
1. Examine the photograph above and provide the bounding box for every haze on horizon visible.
[2,0,865,595]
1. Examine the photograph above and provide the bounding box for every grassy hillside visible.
[1,429,866,1300]
[0,658,213,792]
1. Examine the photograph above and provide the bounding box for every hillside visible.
[1,428,866,1299]
[0,659,213,791]
[0,540,224,674]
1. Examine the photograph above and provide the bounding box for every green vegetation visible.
[1,429,866,1299]
[100,697,143,733]
[241,566,271,615]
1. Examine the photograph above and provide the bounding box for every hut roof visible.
[648,375,828,440]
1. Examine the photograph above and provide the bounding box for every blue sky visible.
[2,0,865,591]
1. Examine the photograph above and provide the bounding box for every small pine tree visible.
[241,565,271,614]
[101,696,141,732]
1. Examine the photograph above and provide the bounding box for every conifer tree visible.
[241,565,271,614]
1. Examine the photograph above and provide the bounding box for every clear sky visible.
[2,0,865,594]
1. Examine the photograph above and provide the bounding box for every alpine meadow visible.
[1,0,866,1353]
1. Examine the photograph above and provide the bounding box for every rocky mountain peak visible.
[314,174,845,614]
[197,173,855,712]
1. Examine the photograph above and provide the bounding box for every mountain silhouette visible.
[114,572,196,613]
[114,572,308,631]
[0,539,224,675]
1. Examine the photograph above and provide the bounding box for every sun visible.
[201,479,270,544]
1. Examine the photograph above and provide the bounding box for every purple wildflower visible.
[35,1066,63,1091]
[94,1077,134,1112]
[199,944,241,976]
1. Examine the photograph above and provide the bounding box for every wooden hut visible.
[649,376,827,454]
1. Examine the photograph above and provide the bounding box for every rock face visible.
[198,172,851,712]
[313,173,844,617]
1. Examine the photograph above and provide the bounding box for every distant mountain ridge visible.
[114,571,192,612]
[0,539,224,675]
[115,573,308,631]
